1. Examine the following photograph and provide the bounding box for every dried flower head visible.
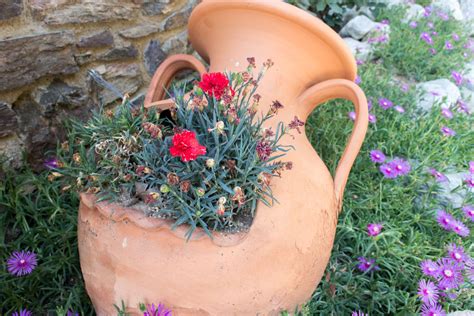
[167,173,180,185]
[180,180,191,193]
[270,100,284,114]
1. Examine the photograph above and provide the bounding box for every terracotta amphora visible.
[77,1,368,315]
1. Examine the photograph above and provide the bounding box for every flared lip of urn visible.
[188,0,357,82]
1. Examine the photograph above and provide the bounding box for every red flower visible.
[198,72,231,100]
[169,130,206,162]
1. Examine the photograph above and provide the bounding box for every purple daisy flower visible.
[421,304,446,316]
[378,98,393,110]
[348,111,356,121]
[390,158,411,176]
[451,220,470,237]
[380,163,398,179]
[12,309,32,316]
[446,243,467,263]
[429,48,437,55]
[144,303,172,316]
[409,21,418,28]
[437,258,464,289]
[440,126,456,137]
[417,279,439,306]
[367,223,383,236]
[357,257,380,272]
[436,210,455,231]
[368,113,377,123]
[44,157,60,169]
[401,83,409,92]
[420,32,434,45]
[429,168,448,182]
[452,33,460,41]
[445,41,454,50]
[394,105,405,113]
[351,311,367,316]
[7,250,38,276]
[451,71,463,86]
[370,150,386,163]
[464,174,474,188]
[67,311,79,316]
[456,99,470,114]
[437,11,449,21]
[356,59,364,65]
[423,6,432,17]
[421,259,440,277]
[355,75,361,85]
[462,205,474,221]
[441,108,453,119]
[466,258,474,282]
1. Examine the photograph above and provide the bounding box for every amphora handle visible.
[298,79,368,212]
[144,54,207,109]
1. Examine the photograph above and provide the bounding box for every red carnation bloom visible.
[169,130,206,162]
[198,72,231,100]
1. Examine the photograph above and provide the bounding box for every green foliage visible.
[0,168,93,315]
[304,62,473,315]
[55,63,293,238]
[287,0,382,30]
[375,6,471,81]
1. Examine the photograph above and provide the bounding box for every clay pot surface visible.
[78,1,368,315]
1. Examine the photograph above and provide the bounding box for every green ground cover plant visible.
[1,2,473,315]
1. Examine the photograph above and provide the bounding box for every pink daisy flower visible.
[435,210,455,231]
[446,243,467,263]
[417,279,439,306]
[420,259,440,277]
[380,163,398,179]
[437,258,464,289]
[421,304,446,316]
[462,205,474,221]
[451,220,470,237]
[390,158,411,176]
[440,126,456,137]
[367,223,383,236]
[441,108,453,119]
[370,150,386,163]
[429,168,448,182]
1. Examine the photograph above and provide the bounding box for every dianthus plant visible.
[56,58,298,238]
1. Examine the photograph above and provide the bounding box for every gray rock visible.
[34,2,138,25]
[342,7,358,25]
[161,31,189,54]
[77,30,114,49]
[32,80,89,117]
[0,102,18,138]
[416,79,461,111]
[437,172,473,208]
[447,311,474,316]
[0,0,23,20]
[432,0,463,21]
[91,63,143,105]
[401,4,425,22]
[0,31,79,92]
[340,15,378,40]
[144,40,167,76]
[119,24,160,39]
[160,3,193,31]
[342,37,374,62]
[141,0,172,16]
[98,46,139,62]
[75,52,95,65]
[0,136,23,169]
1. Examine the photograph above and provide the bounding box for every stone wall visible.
[0,0,197,169]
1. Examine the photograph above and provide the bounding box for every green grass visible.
[375,6,471,81]
[1,3,473,315]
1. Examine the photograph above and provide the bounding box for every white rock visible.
[438,172,472,208]
[460,87,474,113]
[447,310,474,316]
[432,0,463,21]
[459,0,474,21]
[401,4,425,22]
[358,6,375,20]
[343,37,374,61]
[463,61,474,91]
[340,15,378,40]
[363,23,390,43]
[416,79,461,111]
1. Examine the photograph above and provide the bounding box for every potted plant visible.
[53,1,369,314]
